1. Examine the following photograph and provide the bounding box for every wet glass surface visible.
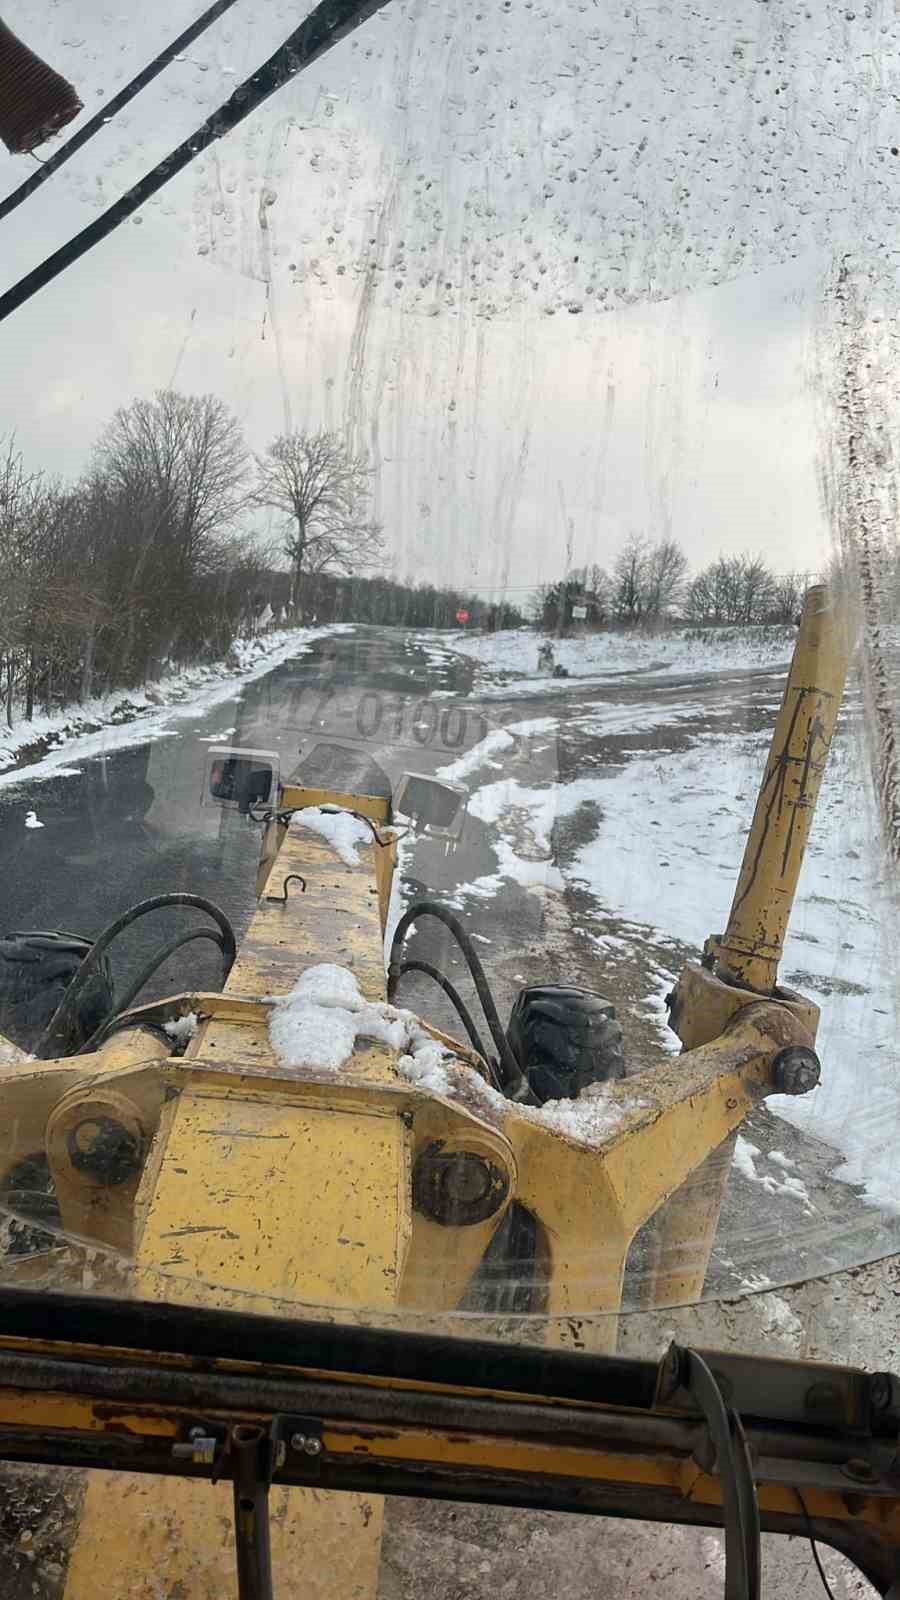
[2,5,900,1593]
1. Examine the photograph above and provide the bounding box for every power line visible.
[0,0,393,326]
[0,0,242,225]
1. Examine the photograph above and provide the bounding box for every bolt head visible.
[290,1432,322,1456]
[771,1045,821,1096]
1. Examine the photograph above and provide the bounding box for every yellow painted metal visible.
[504,1002,810,1346]
[233,826,390,1004]
[64,800,396,1600]
[641,583,850,1315]
[374,833,398,937]
[67,1477,382,1600]
[713,582,852,994]
[668,959,820,1055]
[634,1133,738,1311]
[0,1027,170,1258]
[4,1361,897,1562]
[137,1079,413,1304]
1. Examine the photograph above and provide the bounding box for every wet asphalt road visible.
[0,629,483,1009]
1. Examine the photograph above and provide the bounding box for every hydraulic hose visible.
[76,926,226,1055]
[33,894,236,1059]
[393,959,494,1077]
[387,901,530,1099]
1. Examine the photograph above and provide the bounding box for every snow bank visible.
[428,625,796,689]
[291,807,374,867]
[0,625,353,792]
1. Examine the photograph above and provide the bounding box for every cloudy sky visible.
[2,0,898,595]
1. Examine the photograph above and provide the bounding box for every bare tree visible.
[611,534,651,625]
[92,390,250,674]
[253,430,384,608]
[734,554,776,625]
[770,570,810,623]
[685,554,778,625]
[611,535,686,624]
[644,537,688,618]
[95,389,249,563]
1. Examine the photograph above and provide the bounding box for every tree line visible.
[294,570,522,630]
[534,535,811,631]
[0,390,393,729]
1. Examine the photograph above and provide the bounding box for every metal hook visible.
[265,874,306,905]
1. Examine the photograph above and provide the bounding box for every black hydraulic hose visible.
[0,0,242,224]
[393,959,494,1075]
[387,901,529,1099]
[33,893,236,1059]
[0,0,395,326]
[76,926,226,1055]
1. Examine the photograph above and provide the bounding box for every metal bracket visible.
[170,1414,324,1600]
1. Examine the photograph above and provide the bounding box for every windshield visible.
[2,2,900,1594]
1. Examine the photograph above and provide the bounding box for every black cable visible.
[33,893,236,1059]
[0,0,394,326]
[318,806,397,847]
[0,0,241,224]
[796,1491,840,1600]
[393,959,494,1076]
[387,901,531,1100]
[76,926,226,1054]
[679,1347,760,1600]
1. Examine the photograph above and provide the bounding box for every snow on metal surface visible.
[163,1011,198,1045]
[266,961,644,1136]
[291,804,376,867]
[266,960,451,1082]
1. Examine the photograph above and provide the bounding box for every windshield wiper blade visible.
[0,0,242,225]
[0,0,394,327]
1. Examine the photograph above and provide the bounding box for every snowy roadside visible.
[0,625,352,793]
[418,624,797,692]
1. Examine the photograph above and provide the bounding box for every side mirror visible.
[393,772,468,841]
[202,747,280,815]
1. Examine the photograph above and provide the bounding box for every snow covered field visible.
[431,646,900,1220]
[0,625,349,792]
[423,624,798,692]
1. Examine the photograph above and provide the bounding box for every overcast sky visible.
[3,0,899,595]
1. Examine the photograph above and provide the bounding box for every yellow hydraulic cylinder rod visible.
[713,584,851,994]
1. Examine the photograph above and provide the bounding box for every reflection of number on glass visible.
[356,691,382,738]
[440,706,466,749]
[412,701,439,746]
